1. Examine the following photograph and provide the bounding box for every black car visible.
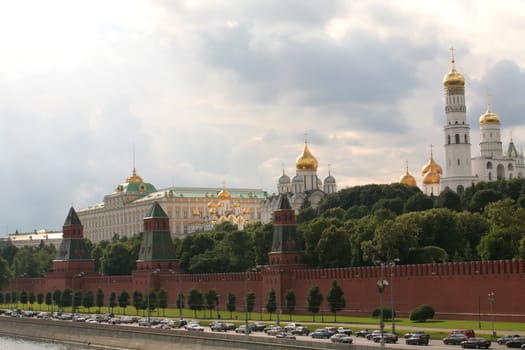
[406,334,430,346]
[507,338,525,348]
[356,329,372,338]
[250,323,267,332]
[460,338,491,349]
[311,329,331,339]
[498,335,521,345]
[291,326,310,336]
[405,331,430,340]
[330,333,353,343]
[372,333,398,344]
[210,322,230,331]
[444,335,468,345]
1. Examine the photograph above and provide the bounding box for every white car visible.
[186,323,205,331]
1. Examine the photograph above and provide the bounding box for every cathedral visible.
[401,50,525,194]
[261,140,337,223]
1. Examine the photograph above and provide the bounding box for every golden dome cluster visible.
[296,141,318,171]
[421,153,442,185]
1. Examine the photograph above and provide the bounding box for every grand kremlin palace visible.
[77,168,267,242]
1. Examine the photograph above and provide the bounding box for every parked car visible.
[406,334,430,346]
[460,338,491,349]
[498,335,521,345]
[276,332,296,340]
[250,322,266,332]
[210,322,230,332]
[506,337,525,348]
[367,330,384,340]
[186,323,205,331]
[311,329,331,339]
[338,327,352,335]
[443,335,468,345]
[330,333,353,343]
[449,330,475,338]
[405,331,430,340]
[291,326,310,336]
[265,326,283,336]
[235,325,251,334]
[284,323,301,332]
[356,329,372,338]
[372,333,398,343]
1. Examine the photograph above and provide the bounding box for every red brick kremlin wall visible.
[8,259,525,322]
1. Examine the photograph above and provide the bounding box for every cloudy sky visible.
[1,0,525,233]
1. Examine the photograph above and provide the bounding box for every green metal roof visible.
[144,202,168,219]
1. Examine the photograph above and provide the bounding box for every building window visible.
[457,159,460,166]
[488,172,492,180]
[447,135,451,144]
[508,163,514,171]
[455,134,460,144]
[464,134,468,143]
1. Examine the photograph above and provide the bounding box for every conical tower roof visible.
[144,202,168,219]
[64,207,81,226]
[277,194,292,210]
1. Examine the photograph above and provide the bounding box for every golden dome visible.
[422,170,441,185]
[217,188,231,200]
[234,201,241,207]
[296,141,318,171]
[210,208,217,215]
[242,208,251,214]
[479,102,500,125]
[421,155,442,176]
[207,201,217,208]
[192,209,200,217]
[126,167,143,183]
[400,171,417,187]
[443,49,465,87]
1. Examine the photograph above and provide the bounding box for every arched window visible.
[448,135,451,144]
[486,162,493,169]
[464,134,468,143]
[455,134,460,144]
[456,185,464,193]
[457,159,460,166]
[508,163,514,171]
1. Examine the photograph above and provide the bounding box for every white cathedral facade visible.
[261,141,337,223]
[401,51,524,195]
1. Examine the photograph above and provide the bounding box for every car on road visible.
[337,327,352,335]
[506,338,525,348]
[449,330,476,339]
[443,335,468,345]
[367,330,383,340]
[210,322,230,332]
[460,337,491,349]
[372,333,398,344]
[405,331,430,340]
[265,326,283,336]
[235,325,252,334]
[406,334,430,346]
[356,329,372,338]
[249,322,266,332]
[276,332,296,340]
[330,333,353,343]
[311,329,331,339]
[498,335,522,345]
[290,326,310,336]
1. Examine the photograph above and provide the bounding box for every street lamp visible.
[488,292,496,339]
[375,261,389,348]
[71,272,84,315]
[147,268,160,328]
[244,272,250,336]
[388,258,400,334]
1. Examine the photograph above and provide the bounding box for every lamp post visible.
[244,272,250,336]
[388,258,400,334]
[376,261,389,348]
[71,272,84,315]
[488,292,495,339]
[147,268,160,328]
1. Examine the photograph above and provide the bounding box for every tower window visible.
[448,135,451,144]
[458,159,460,166]
[464,134,468,143]
[455,134,460,144]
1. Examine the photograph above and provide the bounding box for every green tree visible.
[118,290,130,315]
[284,289,296,320]
[327,280,346,322]
[316,226,352,268]
[205,288,219,318]
[83,290,95,311]
[409,304,435,322]
[226,292,236,319]
[158,288,168,316]
[61,288,72,309]
[146,290,157,315]
[265,289,277,320]
[52,289,62,309]
[37,292,44,310]
[0,256,12,289]
[306,285,323,321]
[100,243,135,275]
[45,292,52,311]
[20,290,28,306]
[109,292,117,312]
[95,288,104,312]
[404,193,434,213]
[435,188,462,211]
[246,291,256,318]
[29,291,36,309]
[187,288,204,318]
[469,189,504,212]
[132,290,143,315]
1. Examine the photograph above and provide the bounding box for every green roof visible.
[144,202,168,219]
